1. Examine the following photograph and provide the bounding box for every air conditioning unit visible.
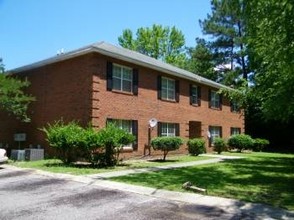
[11,150,26,161]
[25,149,44,161]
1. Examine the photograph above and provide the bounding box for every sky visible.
[0,0,211,70]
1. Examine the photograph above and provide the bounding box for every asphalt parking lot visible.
[0,166,258,220]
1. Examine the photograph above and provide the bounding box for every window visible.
[190,85,201,105]
[231,127,241,135]
[209,90,221,109]
[112,64,133,92]
[209,126,222,144]
[158,76,179,102]
[107,118,138,150]
[106,62,138,95]
[161,77,175,100]
[158,122,180,137]
[231,101,240,113]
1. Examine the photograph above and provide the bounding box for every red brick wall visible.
[0,52,244,157]
[91,54,244,157]
[0,54,94,155]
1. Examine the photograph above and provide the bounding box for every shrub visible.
[151,136,184,161]
[228,134,254,152]
[187,138,206,156]
[41,120,85,164]
[213,137,226,154]
[253,138,270,152]
[80,127,101,164]
[97,123,136,166]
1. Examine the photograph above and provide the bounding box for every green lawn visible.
[111,152,294,210]
[10,154,209,175]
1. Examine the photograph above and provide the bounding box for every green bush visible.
[228,134,254,152]
[213,137,226,154]
[80,127,101,164]
[151,136,184,161]
[253,138,270,152]
[41,121,86,164]
[187,138,206,156]
[97,123,136,166]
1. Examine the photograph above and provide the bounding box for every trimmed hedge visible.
[151,136,184,161]
[187,138,206,156]
[213,137,226,154]
[228,134,254,152]
[253,138,270,152]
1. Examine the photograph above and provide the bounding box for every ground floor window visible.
[209,126,222,145]
[158,122,179,137]
[107,118,138,150]
[231,127,241,135]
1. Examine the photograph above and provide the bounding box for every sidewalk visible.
[86,154,243,179]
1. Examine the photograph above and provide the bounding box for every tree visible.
[0,59,35,121]
[186,38,217,81]
[245,0,294,122]
[118,24,187,68]
[200,0,248,81]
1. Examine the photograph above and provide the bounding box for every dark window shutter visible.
[133,69,138,95]
[189,84,193,105]
[208,89,212,108]
[230,127,233,135]
[157,76,162,100]
[132,120,138,150]
[219,94,223,110]
[175,80,180,102]
[220,126,223,137]
[175,123,180,136]
[230,101,234,112]
[197,86,201,106]
[157,122,162,136]
[106,62,113,91]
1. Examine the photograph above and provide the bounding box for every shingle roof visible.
[11,41,229,89]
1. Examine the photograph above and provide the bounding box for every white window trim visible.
[210,126,221,143]
[161,77,175,101]
[113,64,133,92]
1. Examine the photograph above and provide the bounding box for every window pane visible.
[122,80,132,92]
[162,78,168,88]
[113,78,121,90]
[168,89,175,100]
[113,65,121,78]
[123,70,132,81]
[161,89,167,99]
[168,79,175,90]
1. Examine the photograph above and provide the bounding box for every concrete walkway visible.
[86,154,243,179]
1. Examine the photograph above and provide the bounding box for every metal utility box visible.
[25,149,44,161]
[11,150,26,161]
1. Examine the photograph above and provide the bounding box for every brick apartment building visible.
[0,42,244,157]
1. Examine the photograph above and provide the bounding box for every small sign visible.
[14,133,26,142]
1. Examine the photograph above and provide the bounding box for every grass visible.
[110,152,294,210]
[10,154,210,175]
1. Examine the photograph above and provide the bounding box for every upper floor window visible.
[209,90,222,109]
[158,122,180,137]
[190,85,201,106]
[113,64,133,92]
[158,76,179,102]
[231,127,241,135]
[231,101,240,113]
[106,62,138,95]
